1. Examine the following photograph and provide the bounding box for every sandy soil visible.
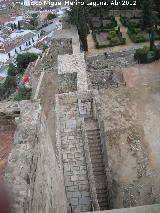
[0,132,14,176]
[99,61,160,208]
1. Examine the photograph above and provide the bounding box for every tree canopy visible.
[16,53,38,71]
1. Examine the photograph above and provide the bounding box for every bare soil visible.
[99,61,160,208]
[0,132,14,176]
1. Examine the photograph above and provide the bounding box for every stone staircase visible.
[86,120,109,210]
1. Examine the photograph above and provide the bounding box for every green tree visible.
[46,13,56,21]
[141,0,156,50]
[18,21,21,30]
[16,53,38,72]
[14,86,32,101]
[68,5,89,51]
[14,23,17,29]
[31,13,38,18]
[8,63,17,76]
[154,0,160,17]
[3,76,17,94]
[27,18,39,30]
[10,23,14,31]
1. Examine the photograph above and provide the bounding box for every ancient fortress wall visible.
[3,24,160,213]
[4,100,67,213]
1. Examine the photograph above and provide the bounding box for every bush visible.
[120,16,129,27]
[154,48,160,59]
[147,51,156,63]
[135,33,146,43]
[110,37,120,46]
[134,46,160,63]
[128,30,146,43]
[46,13,56,21]
[16,53,38,72]
[14,86,32,101]
[134,47,148,63]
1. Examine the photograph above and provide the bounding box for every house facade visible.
[0,30,41,62]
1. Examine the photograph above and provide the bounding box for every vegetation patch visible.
[90,16,117,31]
[134,46,160,63]
[92,26,126,48]
[0,53,38,101]
[120,15,160,43]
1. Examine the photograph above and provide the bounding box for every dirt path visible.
[115,17,133,45]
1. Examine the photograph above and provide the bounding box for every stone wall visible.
[31,110,67,213]
[108,10,141,17]
[5,101,41,213]
[58,72,77,94]
[81,121,100,211]
[86,49,136,89]
[4,101,67,213]
[56,92,92,212]
[92,90,114,209]
[85,204,160,213]
[0,102,19,176]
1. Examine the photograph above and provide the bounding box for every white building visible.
[0,30,41,62]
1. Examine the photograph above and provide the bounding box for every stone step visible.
[88,138,101,144]
[88,139,101,143]
[87,130,100,134]
[95,173,106,179]
[87,134,101,139]
[92,162,105,169]
[87,129,100,133]
[93,170,106,176]
[100,206,108,211]
[96,188,108,194]
[90,150,102,155]
[92,165,105,172]
[91,158,104,164]
[97,192,108,199]
[87,132,100,136]
[99,202,108,210]
[90,148,102,154]
[98,197,107,205]
[91,156,103,162]
[89,143,102,147]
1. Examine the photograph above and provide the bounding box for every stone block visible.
[71,197,79,205]
[67,153,74,159]
[81,205,91,212]
[81,191,90,197]
[74,152,82,158]
[67,191,81,198]
[72,166,80,171]
[66,185,78,192]
[65,178,73,187]
[78,175,88,181]
[66,119,76,129]
[79,184,89,191]
[71,175,78,182]
[79,196,91,205]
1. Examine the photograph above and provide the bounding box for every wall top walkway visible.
[85,204,160,213]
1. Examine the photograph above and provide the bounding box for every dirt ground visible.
[99,61,160,208]
[0,132,14,176]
